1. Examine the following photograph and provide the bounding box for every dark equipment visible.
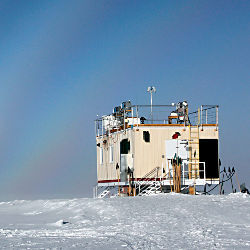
[240,183,250,194]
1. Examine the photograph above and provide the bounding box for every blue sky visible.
[0,0,249,200]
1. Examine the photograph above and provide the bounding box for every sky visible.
[0,0,249,200]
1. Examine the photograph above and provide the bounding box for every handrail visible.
[95,104,219,137]
[135,167,160,193]
[166,161,206,186]
[137,166,160,181]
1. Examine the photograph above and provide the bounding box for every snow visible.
[0,193,250,249]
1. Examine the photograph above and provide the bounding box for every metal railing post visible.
[198,108,200,125]
[204,162,206,180]
[201,105,202,125]
[184,106,186,129]
[97,120,100,137]
[95,120,97,137]
[136,106,139,129]
[201,105,203,130]
[182,163,185,185]
[102,118,104,137]
[124,110,125,131]
[216,106,219,131]
[131,107,134,127]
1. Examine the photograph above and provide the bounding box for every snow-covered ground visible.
[0,193,249,249]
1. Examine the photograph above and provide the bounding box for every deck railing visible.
[95,104,219,137]
[164,162,206,186]
[188,105,218,130]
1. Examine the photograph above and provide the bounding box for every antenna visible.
[147,86,156,121]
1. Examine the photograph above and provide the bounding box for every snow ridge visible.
[0,193,249,249]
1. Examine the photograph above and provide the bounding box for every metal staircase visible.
[138,181,161,196]
[135,167,166,196]
[97,187,111,198]
[135,167,160,186]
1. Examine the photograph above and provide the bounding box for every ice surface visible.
[0,193,249,249]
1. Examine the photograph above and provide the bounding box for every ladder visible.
[189,125,200,180]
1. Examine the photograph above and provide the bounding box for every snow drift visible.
[0,193,249,249]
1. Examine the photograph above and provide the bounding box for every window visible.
[143,131,150,142]
[109,146,114,163]
[100,148,103,164]
[120,139,130,154]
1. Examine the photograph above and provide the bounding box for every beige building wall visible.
[133,125,218,178]
[96,125,218,182]
[96,129,134,181]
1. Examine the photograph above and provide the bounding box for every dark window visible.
[120,139,130,154]
[143,131,150,142]
[199,139,219,178]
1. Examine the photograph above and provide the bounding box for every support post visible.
[151,91,153,122]
[117,168,120,196]
[182,162,185,186]
[102,118,104,137]
[216,106,219,131]
[189,184,195,195]
[95,120,97,137]
[131,107,134,127]
[136,106,139,129]
[201,105,203,130]
[93,186,97,198]
[168,159,172,192]
[198,108,200,125]
[234,170,241,192]
[124,109,125,131]
[200,106,202,125]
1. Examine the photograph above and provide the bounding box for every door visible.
[165,139,189,178]
[120,139,131,182]
[199,139,219,179]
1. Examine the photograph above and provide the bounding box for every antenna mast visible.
[147,86,156,121]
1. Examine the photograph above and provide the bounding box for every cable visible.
[201,171,235,195]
